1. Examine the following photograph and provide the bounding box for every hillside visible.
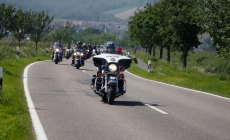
[115,7,143,20]
[2,0,152,21]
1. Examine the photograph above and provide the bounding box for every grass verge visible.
[0,56,49,140]
[128,55,230,99]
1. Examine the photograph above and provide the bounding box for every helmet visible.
[104,41,115,54]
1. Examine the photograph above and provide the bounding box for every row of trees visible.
[128,0,230,68]
[0,3,53,50]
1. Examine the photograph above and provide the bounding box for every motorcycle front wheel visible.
[55,59,58,64]
[107,85,116,105]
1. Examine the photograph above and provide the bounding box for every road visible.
[27,59,230,140]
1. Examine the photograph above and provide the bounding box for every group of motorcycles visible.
[71,43,101,69]
[51,41,132,105]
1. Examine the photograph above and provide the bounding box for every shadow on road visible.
[113,101,162,107]
[80,68,95,71]
[114,101,145,106]
[57,63,70,65]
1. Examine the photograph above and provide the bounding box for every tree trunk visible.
[18,40,21,48]
[160,47,163,59]
[35,41,38,51]
[148,47,152,55]
[152,46,155,58]
[182,50,189,69]
[167,46,170,63]
[145,48,147,54]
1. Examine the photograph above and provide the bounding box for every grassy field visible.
[128,49,230,98]
[0,40,52,60]
[0,40,51,139]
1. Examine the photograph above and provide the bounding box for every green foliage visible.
[0,3,15,40]
[0,3,53,52]
[48,25,76,43]
[10,8,32,47]
[129,50,230,98]
[80,33,116,45]
[83,28,101,35]
[0,41,50,139]
[205,0,230,60]
[165,0,202,68]
[0,40,52,60]
[30,10,54,51]
[0,56,49,140]
[129,0,204,68]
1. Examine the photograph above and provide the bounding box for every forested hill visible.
[2,0,152,21]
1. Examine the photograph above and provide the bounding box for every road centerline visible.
[145,104,169,115]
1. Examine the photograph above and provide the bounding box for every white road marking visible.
[23,62,48,140]
[126,71,230,101]
[145,104,168,115]
[82,70,86,73]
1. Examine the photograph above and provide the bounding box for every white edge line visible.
[23,61,48,140]
[145,104,168,115]
[125,70,230,101]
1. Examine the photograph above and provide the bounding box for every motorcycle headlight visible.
[74,53,77,56]
[56,49,60,52]
[80,53,84,57]
[66,49,69,51]
[108,64,117,72]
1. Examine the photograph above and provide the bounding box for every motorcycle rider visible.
[51,40,63,62]
[104,41,116,54]
[57,40,63,61]
[94,41,116,77]
[65,43,71,50]
[65,43,72,58]
[51,42,57,60]
[72,41,84,65]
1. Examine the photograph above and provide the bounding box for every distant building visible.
[72,21,83,26]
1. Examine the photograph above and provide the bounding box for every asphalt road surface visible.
[27,59,230,140]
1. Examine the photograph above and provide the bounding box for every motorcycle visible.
[86,49,92,59]
[73,49,85,69]
[91,53,132,104]
[65,48,72,59]
[92,49,97,56]
[52,48,62,64]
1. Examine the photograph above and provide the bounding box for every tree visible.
[155,1,173,62]
[83,28,101,35]
[0,3,15,40]
[51,25,76,43]
[128,6,155,56]
[30,10,53,51]
[165,0,203,68]
[11,8,32,47]
[205,0,230,60]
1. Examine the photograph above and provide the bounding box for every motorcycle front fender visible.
[108,79,117,85]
